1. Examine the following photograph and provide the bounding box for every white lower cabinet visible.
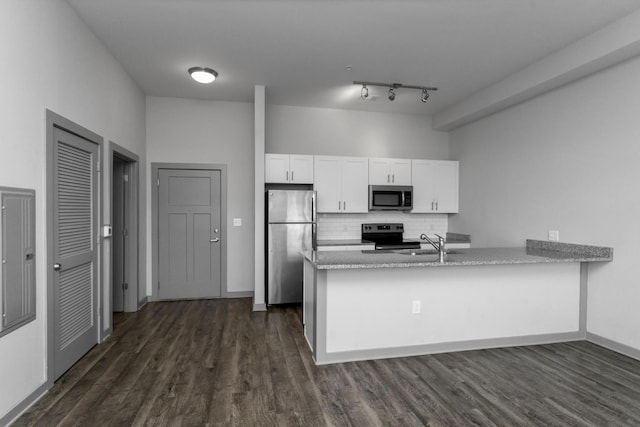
[314,156,368,213]
[412,160,459,213]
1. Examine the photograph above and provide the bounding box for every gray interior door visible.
[158,169,221,299]
[112,157,126,312]
[52,127,99,379]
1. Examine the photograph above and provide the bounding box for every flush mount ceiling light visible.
[188,67,218,84]
[354,81,437,103]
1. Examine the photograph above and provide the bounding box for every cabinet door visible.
[290,155,314,184]
[369,158,411,185]
[368,158,390,185]
[341,157,369,213]
[433,161,459,213]
[389,158,412,185]
[411,160,436,213]
[265,154,290,183]
[314,156,342,213]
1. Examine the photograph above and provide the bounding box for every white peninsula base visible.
[303,261,584,365]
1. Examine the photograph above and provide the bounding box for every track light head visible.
[361,84,369,100]
[421,88,429,103]
[388,87,396,101]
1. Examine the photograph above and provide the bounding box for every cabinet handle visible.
[291,171,294,181]
[431,201,434,211]
[286,171,289,181]
[343,201,346,211]
[338,201,341,210]
[53,263,62,271]
[392,174,395,183]
[436,202,439,211]
[387,174,390,183]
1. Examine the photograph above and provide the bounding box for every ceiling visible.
[66,0,640,116]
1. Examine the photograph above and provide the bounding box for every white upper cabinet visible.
[368,158,412,185]
[314,156,368,213]
[411,160,459,213]
[265,154,314,184]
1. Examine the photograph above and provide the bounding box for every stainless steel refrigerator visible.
[266,190,316,305]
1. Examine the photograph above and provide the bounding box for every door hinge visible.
[123,283,129,290]
[123,228,129,237]
[96,161,101,172]
[123,174,129,182]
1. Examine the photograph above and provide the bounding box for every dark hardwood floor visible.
[14,298,640,426]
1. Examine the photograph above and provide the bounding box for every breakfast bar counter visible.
[302,240,612,365]
[305,240,612,270]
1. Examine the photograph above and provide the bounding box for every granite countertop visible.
[303,239,613,270]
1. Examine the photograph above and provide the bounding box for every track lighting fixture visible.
[354,81,437,104]
[388,87,396,101]
[421,88,429,103]
[361,84,369,100]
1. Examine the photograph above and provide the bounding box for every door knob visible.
[210,238,220,243]
[53,263,62,271]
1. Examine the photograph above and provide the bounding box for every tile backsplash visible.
[317,212,449,240]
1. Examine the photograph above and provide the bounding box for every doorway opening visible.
[109,143,139,323]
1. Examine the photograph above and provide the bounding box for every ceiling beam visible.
[433,8,640,132]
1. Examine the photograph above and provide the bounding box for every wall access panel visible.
[0,187,36,337]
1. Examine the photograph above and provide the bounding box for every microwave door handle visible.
[401,191,405,207]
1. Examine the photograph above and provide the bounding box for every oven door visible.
[369,185,413,210]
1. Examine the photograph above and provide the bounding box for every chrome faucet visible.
[420,233,446,263]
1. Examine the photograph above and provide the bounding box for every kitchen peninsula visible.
[302,240,612,365]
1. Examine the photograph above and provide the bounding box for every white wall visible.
[266,104,449,159]
[146,97,255,294]
[449,55,640,352]
[0,0,146,420]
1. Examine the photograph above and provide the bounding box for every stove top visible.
[361,223,420,250]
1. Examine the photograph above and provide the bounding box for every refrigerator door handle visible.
[311,191,316,222]
[312,223,317,250]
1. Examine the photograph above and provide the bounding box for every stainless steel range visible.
[361,223,420,250]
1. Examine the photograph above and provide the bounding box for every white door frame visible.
[46,110,103,385]
[151,163,227,301]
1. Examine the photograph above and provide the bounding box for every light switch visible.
[233,218,242,227]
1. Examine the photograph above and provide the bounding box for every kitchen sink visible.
[360,249,460,255]
[393,249,460,256]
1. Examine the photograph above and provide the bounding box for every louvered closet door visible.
[52,127,99,379]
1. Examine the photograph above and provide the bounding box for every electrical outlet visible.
[548,230,560,241]
[412,300,421,314]
[233,218,242,227]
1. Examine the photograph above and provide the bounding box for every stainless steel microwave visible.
[368,185,413,211]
